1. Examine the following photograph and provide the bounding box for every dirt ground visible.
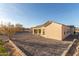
[0,32,72,56]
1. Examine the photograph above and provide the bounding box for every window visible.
[34,29,37,34]
[64,32,65,35]
[64,30,70,35]
[43,29,45,35]
[39,29,41,34]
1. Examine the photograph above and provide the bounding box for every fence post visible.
[9,40,26,56]
[61,39,77,56]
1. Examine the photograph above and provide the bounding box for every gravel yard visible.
[0,32,72,56]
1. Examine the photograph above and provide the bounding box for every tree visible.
[0,23,16,40]
[15,24,23,32]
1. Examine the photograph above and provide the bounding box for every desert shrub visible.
[0,40,9,56]
[0,45,6,53]
[0,40,4,45]
[77,40,79,45]
[0,23,16,40]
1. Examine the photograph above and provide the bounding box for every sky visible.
[0,3,79,28]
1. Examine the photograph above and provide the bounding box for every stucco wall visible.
[42,22,62,40]
[62,25,71,40]
[32,22,73,40]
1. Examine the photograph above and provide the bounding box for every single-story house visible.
[32,21,75,40]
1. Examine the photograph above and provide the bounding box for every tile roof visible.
[34,21,53,28]
[33,20,75,28]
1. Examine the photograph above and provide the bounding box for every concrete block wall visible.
[61,39,78,56]
[9,40,26,56]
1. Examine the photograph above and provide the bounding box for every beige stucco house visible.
[32,21,75,40]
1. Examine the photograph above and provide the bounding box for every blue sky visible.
[0,3,79,28]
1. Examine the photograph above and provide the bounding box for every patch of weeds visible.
[0,40,4,45]
[0,45,7,53]
[0,39,9,56]
[77,41,79,45]
[0,53,9,56]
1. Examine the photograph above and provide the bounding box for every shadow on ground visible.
[64,32,79,41]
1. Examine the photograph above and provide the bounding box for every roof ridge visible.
[33,20,72,28]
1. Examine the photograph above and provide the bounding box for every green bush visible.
[0,46,6,53]
[0,39,9,56]
[0,40,4,45]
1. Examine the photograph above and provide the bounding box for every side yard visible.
[12,33,73,56]
[0,32,79,56]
